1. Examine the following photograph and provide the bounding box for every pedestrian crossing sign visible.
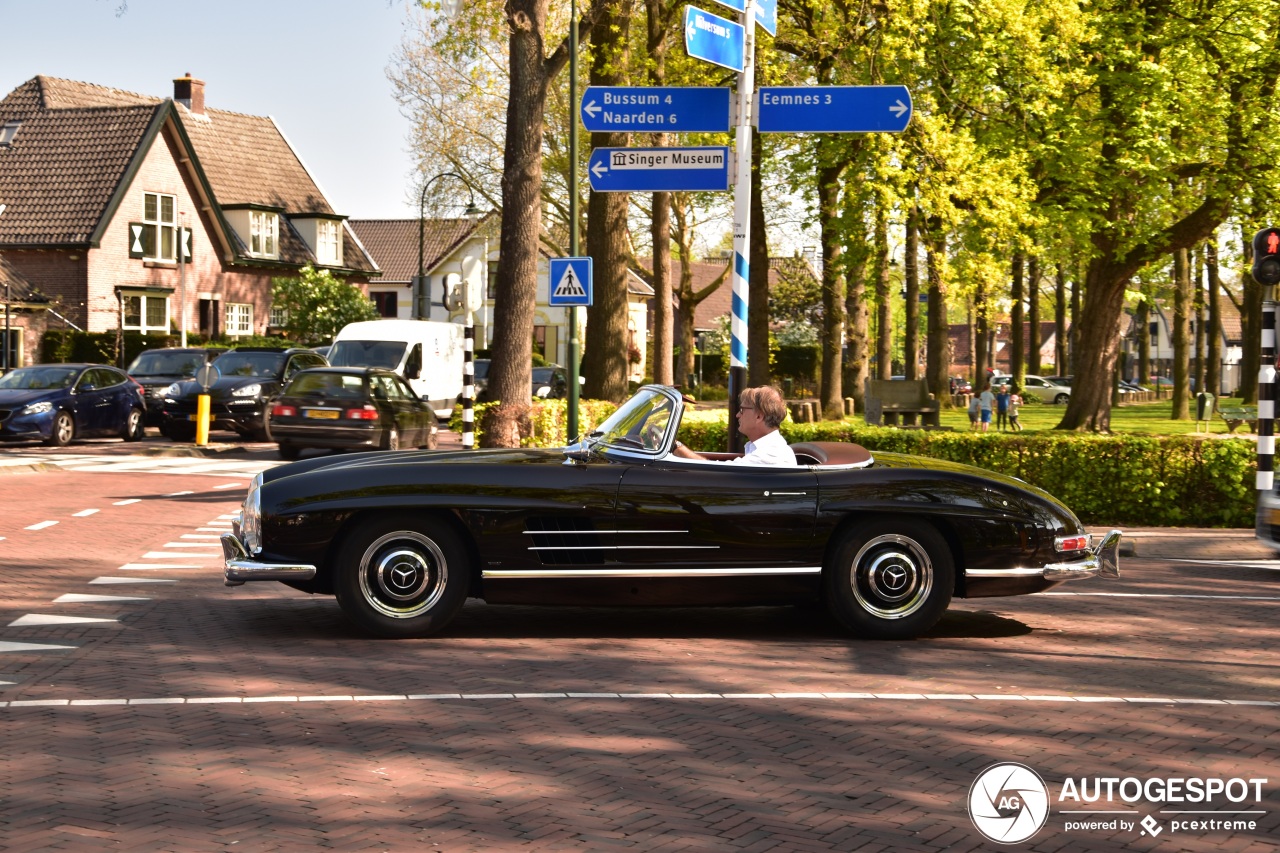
[549,257,593,306]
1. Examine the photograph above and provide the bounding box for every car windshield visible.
[591,387,678,452]
[286,371,366,398]
[473,360,490,379]
[214,352,286,378]
[532,368,554,383]
[328,340,407,370]
[0,366,79,390]
[128,351,205,377]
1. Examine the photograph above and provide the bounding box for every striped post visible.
[726,0,758,453]
[1258,297,1276,490]
[462,323,475,449]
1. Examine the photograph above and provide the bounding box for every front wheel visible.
[333,515,469,638]
[1054,393,1069,405]
[46,410,74,447]
[381,426,399,451]
[122,408,144,442]
[824,518,954,640]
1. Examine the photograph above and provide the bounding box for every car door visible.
[614,460,819,571]
[391,374,431,445]
[74,368,116,435]
[374,373,424,447]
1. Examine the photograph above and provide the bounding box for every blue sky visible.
[1,0,422,219]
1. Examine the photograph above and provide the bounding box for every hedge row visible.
[456,401,1257,528]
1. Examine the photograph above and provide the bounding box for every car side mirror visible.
[406,365,421,380]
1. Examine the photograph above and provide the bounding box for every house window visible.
[371,292,397,318]
[269,305,288,328]
[1,327,21,368]
[225,303,253,336]
[317,220,341,265]
[0,121,20,148]
[142,192,177,261]
[122,294,170,333]
[249,211,278,258]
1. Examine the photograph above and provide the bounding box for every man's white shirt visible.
[728,429,798,467]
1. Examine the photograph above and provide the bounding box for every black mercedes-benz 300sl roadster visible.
[222,385,1120,640]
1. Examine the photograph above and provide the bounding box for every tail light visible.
[272,403,297,417]
[345,405,379,420]
[1054,534,1090,554]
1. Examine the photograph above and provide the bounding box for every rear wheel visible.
[1054,393,1069,405]
[824,517,954,640]
[381,426,400,451]
[333,515,469,638]
[46,411,74,447]
[121,408,144,442]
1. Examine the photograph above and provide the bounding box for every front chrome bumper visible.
[966,529,1122,581]
[221,533,317,587]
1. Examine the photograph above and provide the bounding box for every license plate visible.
[304,409,340,419]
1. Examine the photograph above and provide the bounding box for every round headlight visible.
[232,383,262,397]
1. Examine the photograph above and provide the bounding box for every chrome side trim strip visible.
[484,567,823,579]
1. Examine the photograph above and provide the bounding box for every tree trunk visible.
[1193,246,1205,395]
[1068,268,1081,375]
[1055,265,1068,375]
[581,1,631,403]
[1171,249,1190,418]
[973,283,989,387]
[843,227,870,412]
[1135,299,1150,384]
[748,130,771,388]
[1241,222,1262,404]
[874,209,891,380]
[903,205,920,382]
[818,148,846,415]
[1206,235,1222,396]
[1010,253,1024,383]
[924,226,949,405]
[1053,259,1126,430]
[1027,256,1040,376]
[646,0,672,386]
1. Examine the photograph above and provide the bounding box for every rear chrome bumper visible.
[221,533,317,587]
[966,529,1122,581]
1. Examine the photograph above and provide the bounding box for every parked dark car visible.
[949,376,973,395]
[269,367,436,460]
[472,358,490,395]
[126,347,224,426]
[222,384,1121,641]
[160,347,327,441]
[532,364,569,399]
[0,364,146,446]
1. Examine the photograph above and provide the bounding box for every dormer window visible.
[0,121,19,147]
[317,219,341,264]
[249,210,278,257]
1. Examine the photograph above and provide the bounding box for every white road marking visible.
[72,509,99,517]
[120,562,203,570]
[53,594,149,603]
[24,521,58,530]
[141,552,218,560]
[165,491,194,497]
[160,542,222,549]
[1041,592,1280,601]
[1171,558,1280,571]
[0,641,76,652]
[90,577,176,584]
[113,499,141,505]
[0,691,1274,710]
[212,483,243,490]
[8,614,117,627]
[179,534,222,539]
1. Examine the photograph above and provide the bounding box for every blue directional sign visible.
[756,85,913,133]
[580,86,731,133]
[707,0,776,36]
[587,147,731,193]
[549,257,593,307]
[684,6,744,73]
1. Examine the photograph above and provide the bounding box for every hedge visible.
[453,402,1256,528]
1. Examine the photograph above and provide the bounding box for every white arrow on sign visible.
[583,100,601,119]
[890,100,909,117]
[591,160,608,180]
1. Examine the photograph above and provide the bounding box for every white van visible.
[328,320,464,418]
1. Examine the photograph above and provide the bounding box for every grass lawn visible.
[685,397,1254,437]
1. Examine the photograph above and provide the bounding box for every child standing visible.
[978,382,996,432]
[1008,385,1023,432]
[968,393,980,430]
[996,385,1010,431]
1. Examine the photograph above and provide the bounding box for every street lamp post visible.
[417,172,479,321]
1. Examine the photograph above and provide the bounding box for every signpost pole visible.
[567,0,581,443]
[1259,288,1275,490]
[726,0,757,452]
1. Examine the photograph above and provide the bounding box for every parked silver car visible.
[1019,375,1072,404]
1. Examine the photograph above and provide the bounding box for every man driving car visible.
[669,385,797,466]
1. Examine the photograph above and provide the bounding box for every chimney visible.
[173,73,205,115]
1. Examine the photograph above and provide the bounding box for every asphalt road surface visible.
[0,440,1276,851]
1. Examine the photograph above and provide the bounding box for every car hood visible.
[261,446,565,486]
[0,388,59,406]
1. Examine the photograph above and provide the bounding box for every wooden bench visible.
[1219,405,1258,434]
[864,379,940,428]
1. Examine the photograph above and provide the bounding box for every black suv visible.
[160,347,327,441]
[126,347,224,426]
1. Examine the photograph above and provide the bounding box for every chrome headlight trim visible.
[21,401,54,415]
[242,473,264,555]
[232,383,263,397]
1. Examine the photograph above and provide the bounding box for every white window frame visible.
[317,219,341,265]
[249,211,278,258]
[225,303,253,337]
[269,305,288,328]
[122,293,170,334]
[143,192,177,262]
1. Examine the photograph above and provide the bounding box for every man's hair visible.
[740,385,787,429]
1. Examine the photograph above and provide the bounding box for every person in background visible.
[978,382,996,433]
[1007,384,1023,432]
[996,384,1011,431]
[968,393,980,431]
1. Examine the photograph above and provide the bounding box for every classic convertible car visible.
[222,385,1121,640]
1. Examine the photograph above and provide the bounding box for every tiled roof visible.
[948,321,1061,368]
[349,217,484,283]
[0,75,376,272]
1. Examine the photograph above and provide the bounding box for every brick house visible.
[0,74,378,367]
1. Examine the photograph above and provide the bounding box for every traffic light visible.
[1252,227,1280,285]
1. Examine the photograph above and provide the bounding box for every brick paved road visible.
[0,464,1276,851]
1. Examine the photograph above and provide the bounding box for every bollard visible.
[195,394,210,446]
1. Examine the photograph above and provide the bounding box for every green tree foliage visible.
[269,266,379,346]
